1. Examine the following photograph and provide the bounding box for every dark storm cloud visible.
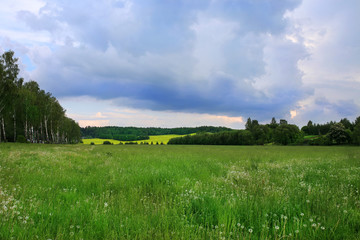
[19,0,310,120]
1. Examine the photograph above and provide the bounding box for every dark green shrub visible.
[16,135,27,143]
[103,141,112,145]
[353,122,360,145]
[90,142,95,145]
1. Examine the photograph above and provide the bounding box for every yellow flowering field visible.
[82,134,193,145]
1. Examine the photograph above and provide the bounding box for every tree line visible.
[0,50,81,143]
[168,117,360,146]
[81,126,232,140]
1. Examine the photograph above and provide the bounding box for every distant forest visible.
[81,126,231,141]
[82,116,360,146]
[0,50,81,143]
[168,117,360,146]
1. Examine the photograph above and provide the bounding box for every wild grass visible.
[0,144,359,239]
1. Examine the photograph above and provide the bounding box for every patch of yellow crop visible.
[82,134,194,145]
[82,138,121,145]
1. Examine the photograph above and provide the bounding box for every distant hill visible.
[81,126,233,141]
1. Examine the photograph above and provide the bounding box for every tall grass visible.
[0,144,359,239]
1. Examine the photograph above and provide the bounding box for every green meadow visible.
[0,144,359,239]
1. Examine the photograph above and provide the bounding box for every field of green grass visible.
[1,144,359,239]
[303,135,320,139]
[82,134,190,145]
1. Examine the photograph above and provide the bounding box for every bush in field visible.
[328,123,350,144]
[113,134,149,141]
[251,125,270,145]
[307,135,332,146]
[16,135,27,143]
[351,117,360,145]
[273,124,300,145]
[103,141,112,145]
[353,125,360,145]
[90,142,95,145]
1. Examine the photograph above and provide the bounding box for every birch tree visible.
[0,50,20,142]
[0,49,82,144]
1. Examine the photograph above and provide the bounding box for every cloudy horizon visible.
[1,0,359,128]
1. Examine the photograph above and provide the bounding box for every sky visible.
[1,0,359,129]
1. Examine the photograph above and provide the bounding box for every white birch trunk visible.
[0,105,3,143]
[51,121,55,143]
[39,122,42,142]
[13,111,16,142]
[44,116,49,142]
[1,117,6,142]
[56,127,59,143]
[30,126,33,143]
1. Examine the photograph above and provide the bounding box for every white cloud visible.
[285,0,360,124]
[1,0,359,128]
[0,0,47,45]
